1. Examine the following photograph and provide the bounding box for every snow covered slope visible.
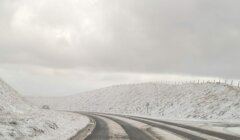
[0,78,32,113]
[0,78,89,140]
[29,82,240,120]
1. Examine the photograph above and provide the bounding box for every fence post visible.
[146,102,149,114]
[225,80,227,85]
[231,80,233,85]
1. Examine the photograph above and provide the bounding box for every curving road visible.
[85,115,110,140]
[72,112,240,140]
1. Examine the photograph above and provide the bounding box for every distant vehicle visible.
[42,105,50,109]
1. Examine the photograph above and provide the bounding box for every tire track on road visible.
[101,115,155,140]
[85,115,109,140]
[104,114,208,140]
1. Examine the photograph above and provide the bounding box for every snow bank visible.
[28,82,240,120]
[0,78,89,140]
[0,111,89,140]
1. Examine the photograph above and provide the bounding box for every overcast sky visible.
[1,0,240,96]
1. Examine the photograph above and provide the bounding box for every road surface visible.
[72,112,240,140]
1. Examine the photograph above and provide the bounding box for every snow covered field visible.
[29,82,240,121]
[0,78,89,140]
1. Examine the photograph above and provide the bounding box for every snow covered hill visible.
[0,78,89,140]
[29,82,240,121]
[0,79,32,113]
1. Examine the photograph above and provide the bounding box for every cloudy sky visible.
[1,0,240,96]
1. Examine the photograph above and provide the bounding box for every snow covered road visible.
[73,113,240,140]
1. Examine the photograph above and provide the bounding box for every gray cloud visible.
[1,0,240,95]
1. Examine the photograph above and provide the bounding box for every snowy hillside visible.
[0,78,89,140]
[0,79,32,113]
[29,82,240,120]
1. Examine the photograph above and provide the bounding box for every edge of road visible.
[69,115,96,140]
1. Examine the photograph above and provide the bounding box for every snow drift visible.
[29,82,240,120]
[0,78,89,140]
